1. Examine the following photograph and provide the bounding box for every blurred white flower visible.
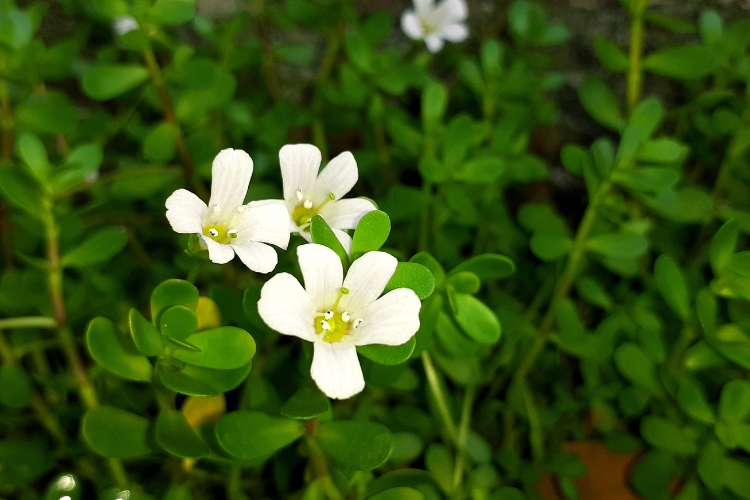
[113,16,139,36]
[258,244,421,399]
[401,0,469,53]
[276,144,375,254]
[165,149,290,273]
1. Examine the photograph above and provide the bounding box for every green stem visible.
[418,136,437,253]
[142,48,206,201]
[254,0,279,102]
[0,316,57,330]
[0,79,12,161]
[626,0,649,115]
[42,205,129,488]
[312,27,343,163]
[304,418,344,500]
[421,351,458,444]
[451,385,476,498]
[373,119,395,187]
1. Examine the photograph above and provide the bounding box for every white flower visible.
[165,148,291,273]
[258,244,421,399]
[113,16,139,36]
[277,144,376,254]
[401,0,469,53]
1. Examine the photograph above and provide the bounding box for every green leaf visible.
[560,144,586,176]
[358,337,416,366]
[422,82,447,128]
[143,122,179,163]
[574,275,613,310]
[445,272,480,294]
[677,378,715,424]
[16,92,78,135]
[170,326,255,369]
[638,138,687,163]
[530,233,572,261]
[578,76,625,131]
[54,143,104,193]
[383,262,435,300]
[585,232,648,259]
[710,220,739,275]
[654,254,690,320]
[593,36,628,72]
[182,362,251,394]
[159,370,219,397]
[128,308,164,356]
[454,156,505,183]
[155,409,209,458]
[410,252,445,287]
[368,488,424,500]
[722,457,750,499]
[0,441,53,487]
[86,317,152,382]
[0,8,33,49]
[418,157,449,183]
[698,440,725,491]
[280,386,331,420]
[160,305,198,342]
[151,279,199,325]
[351,211,391,260]
[366,469,437,498]
[215,411,303,461]
[613,167,680,194]
[275,43,316,66]
[719,380,750,422]
[452,293,501,344]
[317,420,393,470]
[0,168,45,219]
[82,406,152,458]
[643,44,717,80]
[0,363,34,408]
[82,65,149,101]
[61,227,128,267]
[310,215,349,272]
[344,33,374,73]
[17,132,48,181]
[699,10,723,45]
[614,342,661,394]
[629,98,663,138]
[148,0,195,25]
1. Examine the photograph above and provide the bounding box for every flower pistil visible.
[291,190,336,230]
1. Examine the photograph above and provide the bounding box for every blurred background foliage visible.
[2,0,750,499]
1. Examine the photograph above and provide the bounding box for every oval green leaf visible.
[351,210,391,260]
[280,386,331,420]
[358,336,417,366]
[86,317,152,382]
[129,308,164,357]
[170,326,255,369]
[82,64,149,101]
[82,406,152,458]
[155,409,209,459]
[151,279,199,325]
[160,305,198,341]
[383,262,435,300]
[215,411,303,461]
[61,227,128,268]
[452,293,501,344]
[317,420,394,471]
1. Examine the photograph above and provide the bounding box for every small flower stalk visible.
[166,148,291,273]
[401,0,469,53]
[277,144,376,253]
[258,244,421,399]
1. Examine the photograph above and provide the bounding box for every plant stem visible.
[304,418,344,500]
[626,0,649,115]
[421,351,458,444]
[0,329,66,442]
[0,80,12,161]
[418,136,438,253]
[142,48,206,200]
[373,119,395,187]
[0,316,57,330]
[451,385,475,499]
[312,27,343,163]
[42,206,129,487]
[254,0,279,101]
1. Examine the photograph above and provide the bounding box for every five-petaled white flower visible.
[277,144,375,254]
[258,244,421,399]
[113,16,139,36]
[165,148,291,273]
[401,0,469,53]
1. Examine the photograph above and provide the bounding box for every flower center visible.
[420,17,438,35]
[314,287,364,343]
[202,204,244,244]
[202,223,238,244]
[291,190,336,231]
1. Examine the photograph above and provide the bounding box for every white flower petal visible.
[280,144,321,204]
[332,229,353,257]
[413,0,435,15]
[258,273,316,342]
[208,149,254,211]
[202,236,234,264]
[339,251,398,317]
[311,341,364,400]
[298,244,344,310]
[319,198,376,231]
[231,242,278,274]
[311,151,358,206]
[235,200,291,250]
[353,289,421,346]
[425,35,445,53]
[401,11,424,40]
[165,189,206,233]
[434,0,468,25]
[440,22,469,42]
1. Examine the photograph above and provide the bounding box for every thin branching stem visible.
[421,351,459,444]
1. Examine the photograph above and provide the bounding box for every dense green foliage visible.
[1,0,750,499]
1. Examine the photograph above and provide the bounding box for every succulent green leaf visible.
[280,386,331,420]
[422,82,447,127]
[317,420,394,471]
[643,44,717,80]
[409,252,445,286]
[445,272,481,294]
[614,342,661,394]
[677,378,715,424]
[654,254,690,320]
[170,326,255,369]
[17,132,49,181]
[452,293,501,344]
[641,415,698,455]
[719,380,750,422]
[578,76,625,131]
[128,308,164,356]
[86,317,152,382]
[143,122,179,163]
[151,279,199,325]
[383,262,435,300]
[0,168,45,219]
[368,488,424,500]
[160,305,198,342]
[358,337,416,366]
[310,215,349,272]
[61,227,128,268]
[148,0,195,25]
[593,36,628,72]
[449,254,515,282]
[0,363,34,408]
[710,220,739,275]
[351,211,391,260]
[155,409,209,459]
[82,406,152,458]
[215,411,303,461]
[182,362,251,393]
[82,65,149,100]
[585,232,648,259]
[159,370,219,397]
